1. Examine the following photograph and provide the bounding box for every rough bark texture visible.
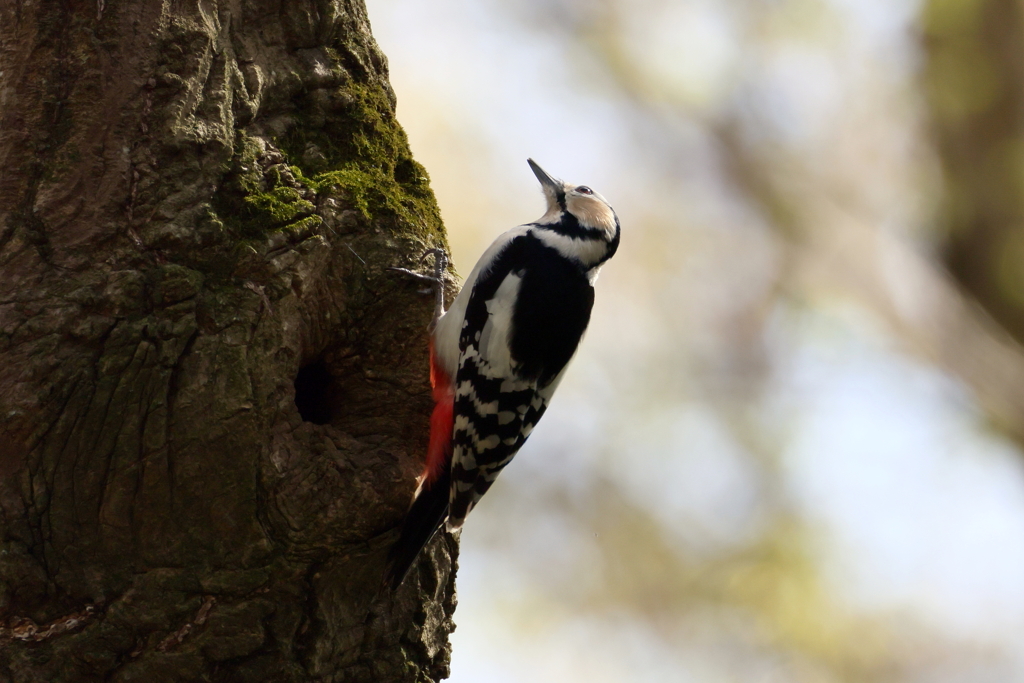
[0,1,457,681]
[923,0,1024,342]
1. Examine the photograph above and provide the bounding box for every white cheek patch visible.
[566,195,617,238]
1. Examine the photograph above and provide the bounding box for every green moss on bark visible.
[215,82,442,244]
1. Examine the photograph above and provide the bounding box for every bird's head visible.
[528,159,619,247]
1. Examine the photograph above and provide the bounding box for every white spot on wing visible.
[476,434,501,451]
[478,271,522,376]
[432,225,534,380]
[455,379,499,415]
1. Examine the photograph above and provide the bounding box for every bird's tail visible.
[382,467,451,591]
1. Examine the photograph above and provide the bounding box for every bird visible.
[384,158,620,590]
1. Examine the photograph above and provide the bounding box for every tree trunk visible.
[0,1,456,681]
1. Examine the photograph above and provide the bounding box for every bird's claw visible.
[387,248,447,281]
[389,248,449,328]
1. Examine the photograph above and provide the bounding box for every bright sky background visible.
[366,0,1024,680]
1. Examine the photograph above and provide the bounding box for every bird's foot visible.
[388,248,449,328]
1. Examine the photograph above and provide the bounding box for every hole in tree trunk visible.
[294,358,335,425]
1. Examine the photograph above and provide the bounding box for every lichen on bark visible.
[0,1,456,681]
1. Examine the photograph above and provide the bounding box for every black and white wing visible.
[447,232,594,528]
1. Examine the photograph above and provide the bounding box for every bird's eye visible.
[575,186,593,195]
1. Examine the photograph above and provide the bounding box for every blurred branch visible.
[715,121,1024,443]
[791,197,1024,442]
[923,0,1024,342]
[550,0,1024,445]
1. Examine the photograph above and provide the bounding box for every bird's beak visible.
[527,158,562,191]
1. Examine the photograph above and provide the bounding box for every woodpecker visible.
[385,159,620,589]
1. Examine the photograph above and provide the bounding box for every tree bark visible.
[0,1,456,681]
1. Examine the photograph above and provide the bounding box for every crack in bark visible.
[165,327,200,514]
[0,603,99,643]
[156,595,216,652]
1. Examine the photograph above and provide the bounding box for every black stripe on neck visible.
[532,213,606,240]
[592,217,620,267]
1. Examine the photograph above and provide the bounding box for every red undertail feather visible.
[425,340,454,485]
[381,341,454,591]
